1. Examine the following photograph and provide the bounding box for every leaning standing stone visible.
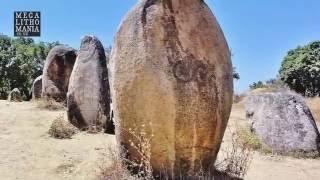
[67,36,112,133]
[42,46,77,102]
[110,0,233,178]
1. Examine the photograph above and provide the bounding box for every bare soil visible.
[0,100,320,180]
[0,100,115,180]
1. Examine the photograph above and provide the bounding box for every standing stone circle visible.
[110,0,233,178]
[8,88,22,102]
[67,36,113,133]
[32,75,42,99]
[246,91,320,154]
[42,46,77,102]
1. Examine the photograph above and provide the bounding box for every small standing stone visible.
[8,88,22,102]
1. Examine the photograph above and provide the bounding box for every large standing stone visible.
[42,46,77,102]
[67,36,112,133]
[8,88,22,102]
[245,91,320,153]
[110,0,233,178]
[32,75,42,99]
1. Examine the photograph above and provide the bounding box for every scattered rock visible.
[246,91,320,154]
[42,46,77,102]
[110,0,233,177]
[67,36,113,133]
[7,88,22,102]
[32,75,42,99]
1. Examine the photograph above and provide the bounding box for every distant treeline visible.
[0,34,60,100]
[1,33,319,100]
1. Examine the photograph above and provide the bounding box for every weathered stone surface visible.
[42,46,77,102]
[110,0,233,177]
[32,75,42,99]
[8,88,22,102]
[246,91,320,153]
[67,36,112,133]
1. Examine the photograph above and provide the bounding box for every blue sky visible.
[1,0,320,92]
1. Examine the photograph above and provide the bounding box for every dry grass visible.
[98,146,135,180]
[98,123,153,180]
[250,87,276,94]
[98,126,153,180]
[236,128,262,151]
[99,126,252,180]
[215,129,254,179]
[49,115,78,139]
[233,93,246,104]
[250,87,290,95]
[236,127,319,159]
[306,97,320,122]
[235,127,272,154]
[280,150,320,159]
[35,98,65,111]
[98,146,245,180]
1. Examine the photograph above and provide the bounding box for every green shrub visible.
[279,41,320,97]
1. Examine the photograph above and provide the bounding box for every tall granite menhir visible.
[67,36,113,133]
[110,0,233,178]
[42,46,77,102]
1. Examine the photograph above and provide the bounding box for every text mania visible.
[14,11,41,36]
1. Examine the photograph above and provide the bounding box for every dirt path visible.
[0,100,320,180]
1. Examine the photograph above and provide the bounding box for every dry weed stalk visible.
[215,128,253,179]
[100,124,252,180]
[98,145,134,180]
[99,123,154,180]
[125,124,154,179]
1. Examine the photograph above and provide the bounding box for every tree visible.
[0,35,13,98]
[249,81,265,90]
[0,34,60,100]
[279,41,320,97]
[233,67,240,80]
